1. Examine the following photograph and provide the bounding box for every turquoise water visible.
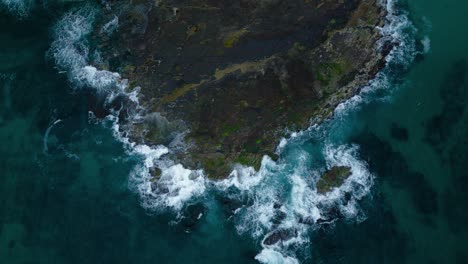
[1,0,467,263]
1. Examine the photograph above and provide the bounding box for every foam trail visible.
[43,119,62,154]
[101,15,119,35]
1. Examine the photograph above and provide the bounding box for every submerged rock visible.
[92,0,393,179]
[316,166,352,194]
[390,123,409,141]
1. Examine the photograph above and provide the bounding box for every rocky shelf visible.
[92,0,393,179]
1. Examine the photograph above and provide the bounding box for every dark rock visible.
[271,210,287,226]
[263,228,298,246]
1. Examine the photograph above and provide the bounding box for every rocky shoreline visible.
[90,0,394,180]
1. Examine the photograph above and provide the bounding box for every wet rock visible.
[150,167,162,180]
[263,228,298,246]
[271,210,287,226]
[298,216,316,225]
[316,166,352,194]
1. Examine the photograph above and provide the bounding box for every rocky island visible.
[92,0,392,180]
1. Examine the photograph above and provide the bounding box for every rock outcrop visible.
[92,0,392,179]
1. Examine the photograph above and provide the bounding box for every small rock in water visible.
[316,166,352,194]
[150,167,162,180]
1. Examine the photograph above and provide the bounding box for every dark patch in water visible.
[441,120,468,233]
[425,59,467,150]
[353,132,438,217]
[390,122,409,141]
[311,196,408,263]
[180,203,206,231]
[456,253,468,264]
[8,239,16,249]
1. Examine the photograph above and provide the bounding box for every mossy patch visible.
[202,156,230,178]
[314,60,349,88]
[161,82,204,103]
[222,124,241,137]
[223,28,249,48]
[235,152,262,170]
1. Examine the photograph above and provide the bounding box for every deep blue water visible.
[1,0,468,263]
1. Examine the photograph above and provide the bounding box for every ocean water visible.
[1,0,468,263]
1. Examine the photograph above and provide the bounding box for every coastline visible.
[84,0,396,181]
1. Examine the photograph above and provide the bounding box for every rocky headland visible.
[91,0,393,181]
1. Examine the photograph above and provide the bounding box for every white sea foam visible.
[0,0,33,17]
[218,142,373,261]
[379,0,416,66]
[104,113,207,212]
[256,249,299,264]
[50,7,129,94]
[51,6,207,212]
[422,36,431,53]
[128,143,206,211]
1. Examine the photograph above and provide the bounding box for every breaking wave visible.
[51,5,208,212]
[217,143,373,261]
[49,6,131,96]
